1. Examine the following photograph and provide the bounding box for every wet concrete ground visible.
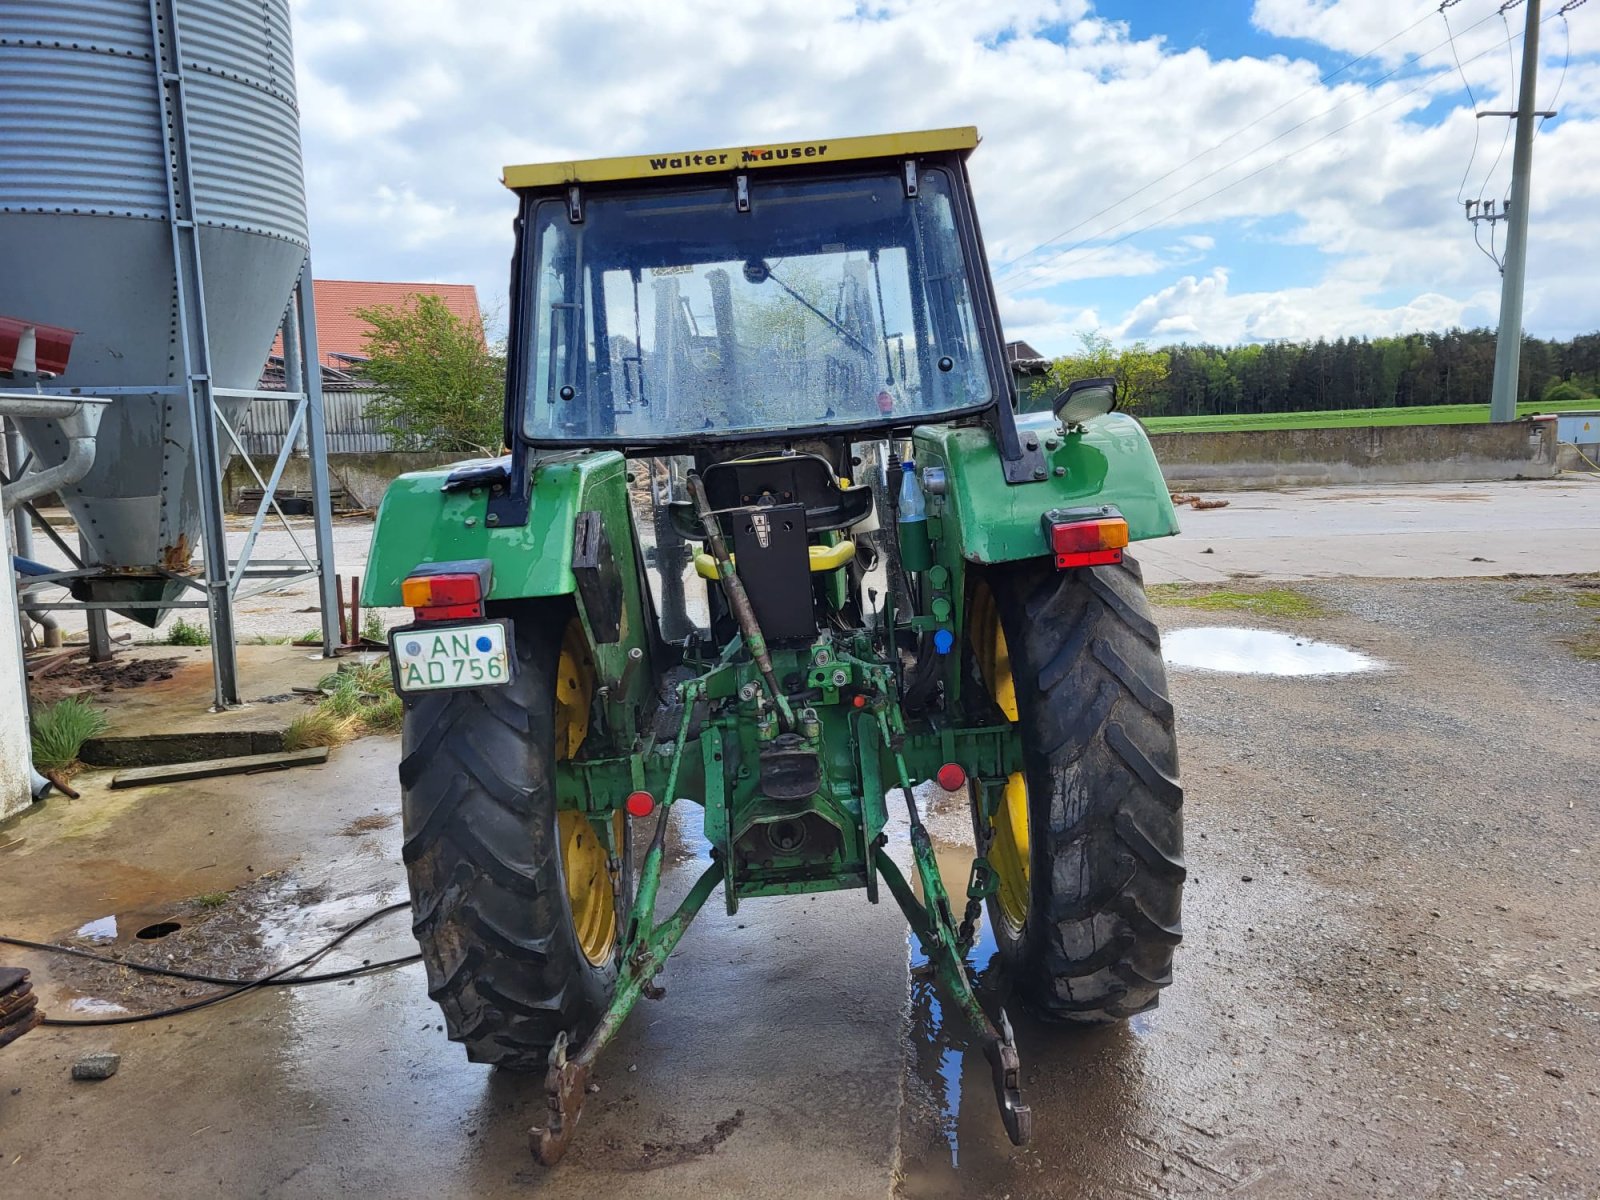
[4,557,1599,1196]
[897,574,1600,1198]
[1138,477,1600,584]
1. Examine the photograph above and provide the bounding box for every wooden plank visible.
[0,1010,44,1048]
[110,745,329,789]
[0,991,38,1024]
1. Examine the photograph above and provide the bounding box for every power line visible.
[1441,2,1484,203]
[1474,1,1524,203]
[1536,8,1573,133]
[999,12,1558,296]
[995,4,1507,296]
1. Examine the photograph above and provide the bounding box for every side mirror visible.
[1052,376,1117,427]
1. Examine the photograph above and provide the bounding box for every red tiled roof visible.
[269,279,483,369]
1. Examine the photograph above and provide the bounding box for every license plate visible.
[390,620,513,694]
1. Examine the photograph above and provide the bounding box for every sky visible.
[288,0,1600,357]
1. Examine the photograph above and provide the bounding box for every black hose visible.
[2,901,418,1027]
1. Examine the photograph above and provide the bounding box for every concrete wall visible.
[227,420,1569,514]
[1152,418,1559,490]
[224,450,462,512]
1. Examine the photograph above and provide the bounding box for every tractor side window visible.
[916,188,986,410]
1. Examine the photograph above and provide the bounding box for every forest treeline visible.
[1037,328,1600,416]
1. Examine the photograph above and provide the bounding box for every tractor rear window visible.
[518,168,993,443]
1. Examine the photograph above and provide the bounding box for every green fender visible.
[912,410,1179,565]
[362,450,653,698]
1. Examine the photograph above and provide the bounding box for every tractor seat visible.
[667,451,874,541]
[693,539,856,580]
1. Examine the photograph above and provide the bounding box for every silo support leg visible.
[294,268,342,658]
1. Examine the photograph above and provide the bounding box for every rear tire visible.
[399,602,622,1068]
[970,555,1184,1022]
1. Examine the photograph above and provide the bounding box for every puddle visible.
[68,996,130,1016]
[1162,626,1381,676]
[903,828,1003,1170]
[76,915,118,943]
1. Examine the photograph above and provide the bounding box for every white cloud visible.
[1111,268,1478,345]
[286,0,1600,354]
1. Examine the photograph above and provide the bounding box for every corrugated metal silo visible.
[0,0,312,620]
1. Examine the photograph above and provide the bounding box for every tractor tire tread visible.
[985,554,1184,1024]
[399,603,615,1071]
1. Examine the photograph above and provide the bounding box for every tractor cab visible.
[502,128,1035,473]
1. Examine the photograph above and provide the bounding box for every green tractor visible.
[363,126,1184,1163]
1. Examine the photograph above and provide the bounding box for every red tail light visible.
[401,560,492,620]
[1042,507,1129,569]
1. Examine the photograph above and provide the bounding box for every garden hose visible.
[0,902,418,1027]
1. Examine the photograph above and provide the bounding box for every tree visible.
[1043,330,1170,412]
[356,294,505,455]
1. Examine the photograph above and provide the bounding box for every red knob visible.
[625,791,655,818]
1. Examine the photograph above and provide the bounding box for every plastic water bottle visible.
[897,460,932,571]
[898,460,926,521]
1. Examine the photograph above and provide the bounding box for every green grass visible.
[283,660,402,751]
[30,696,110,772]
[1148,584,1327,619]
[1141,400,1550,435]
[192,891,230,910]
[282,708,347,751]
[162,617,211,646]
[360,611,387,643]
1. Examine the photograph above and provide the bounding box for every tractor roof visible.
[501,126,979,191]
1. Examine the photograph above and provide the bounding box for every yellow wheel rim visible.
[557,809,621,967]
[969,580,1030,934]
[553,620,620,967]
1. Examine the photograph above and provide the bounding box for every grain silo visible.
[0,0,339,708]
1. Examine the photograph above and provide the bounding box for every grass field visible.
[1140,400,1554,434]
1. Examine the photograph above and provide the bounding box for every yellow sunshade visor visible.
[503,127,979,190]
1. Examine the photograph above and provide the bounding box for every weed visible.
[361,611,388,643]
[287,658,402,750]
[164,617,211,646]
[283,708,350,751]
[1566,626,1600,662]
[1147,585,1327,619]
[1575,594,1600,610]
[192,891,230,909]
[1513,588,1558,604]
[30,696,110,771]
[361,691,404,733]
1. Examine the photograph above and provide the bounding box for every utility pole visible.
[1489,0,1542,423]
